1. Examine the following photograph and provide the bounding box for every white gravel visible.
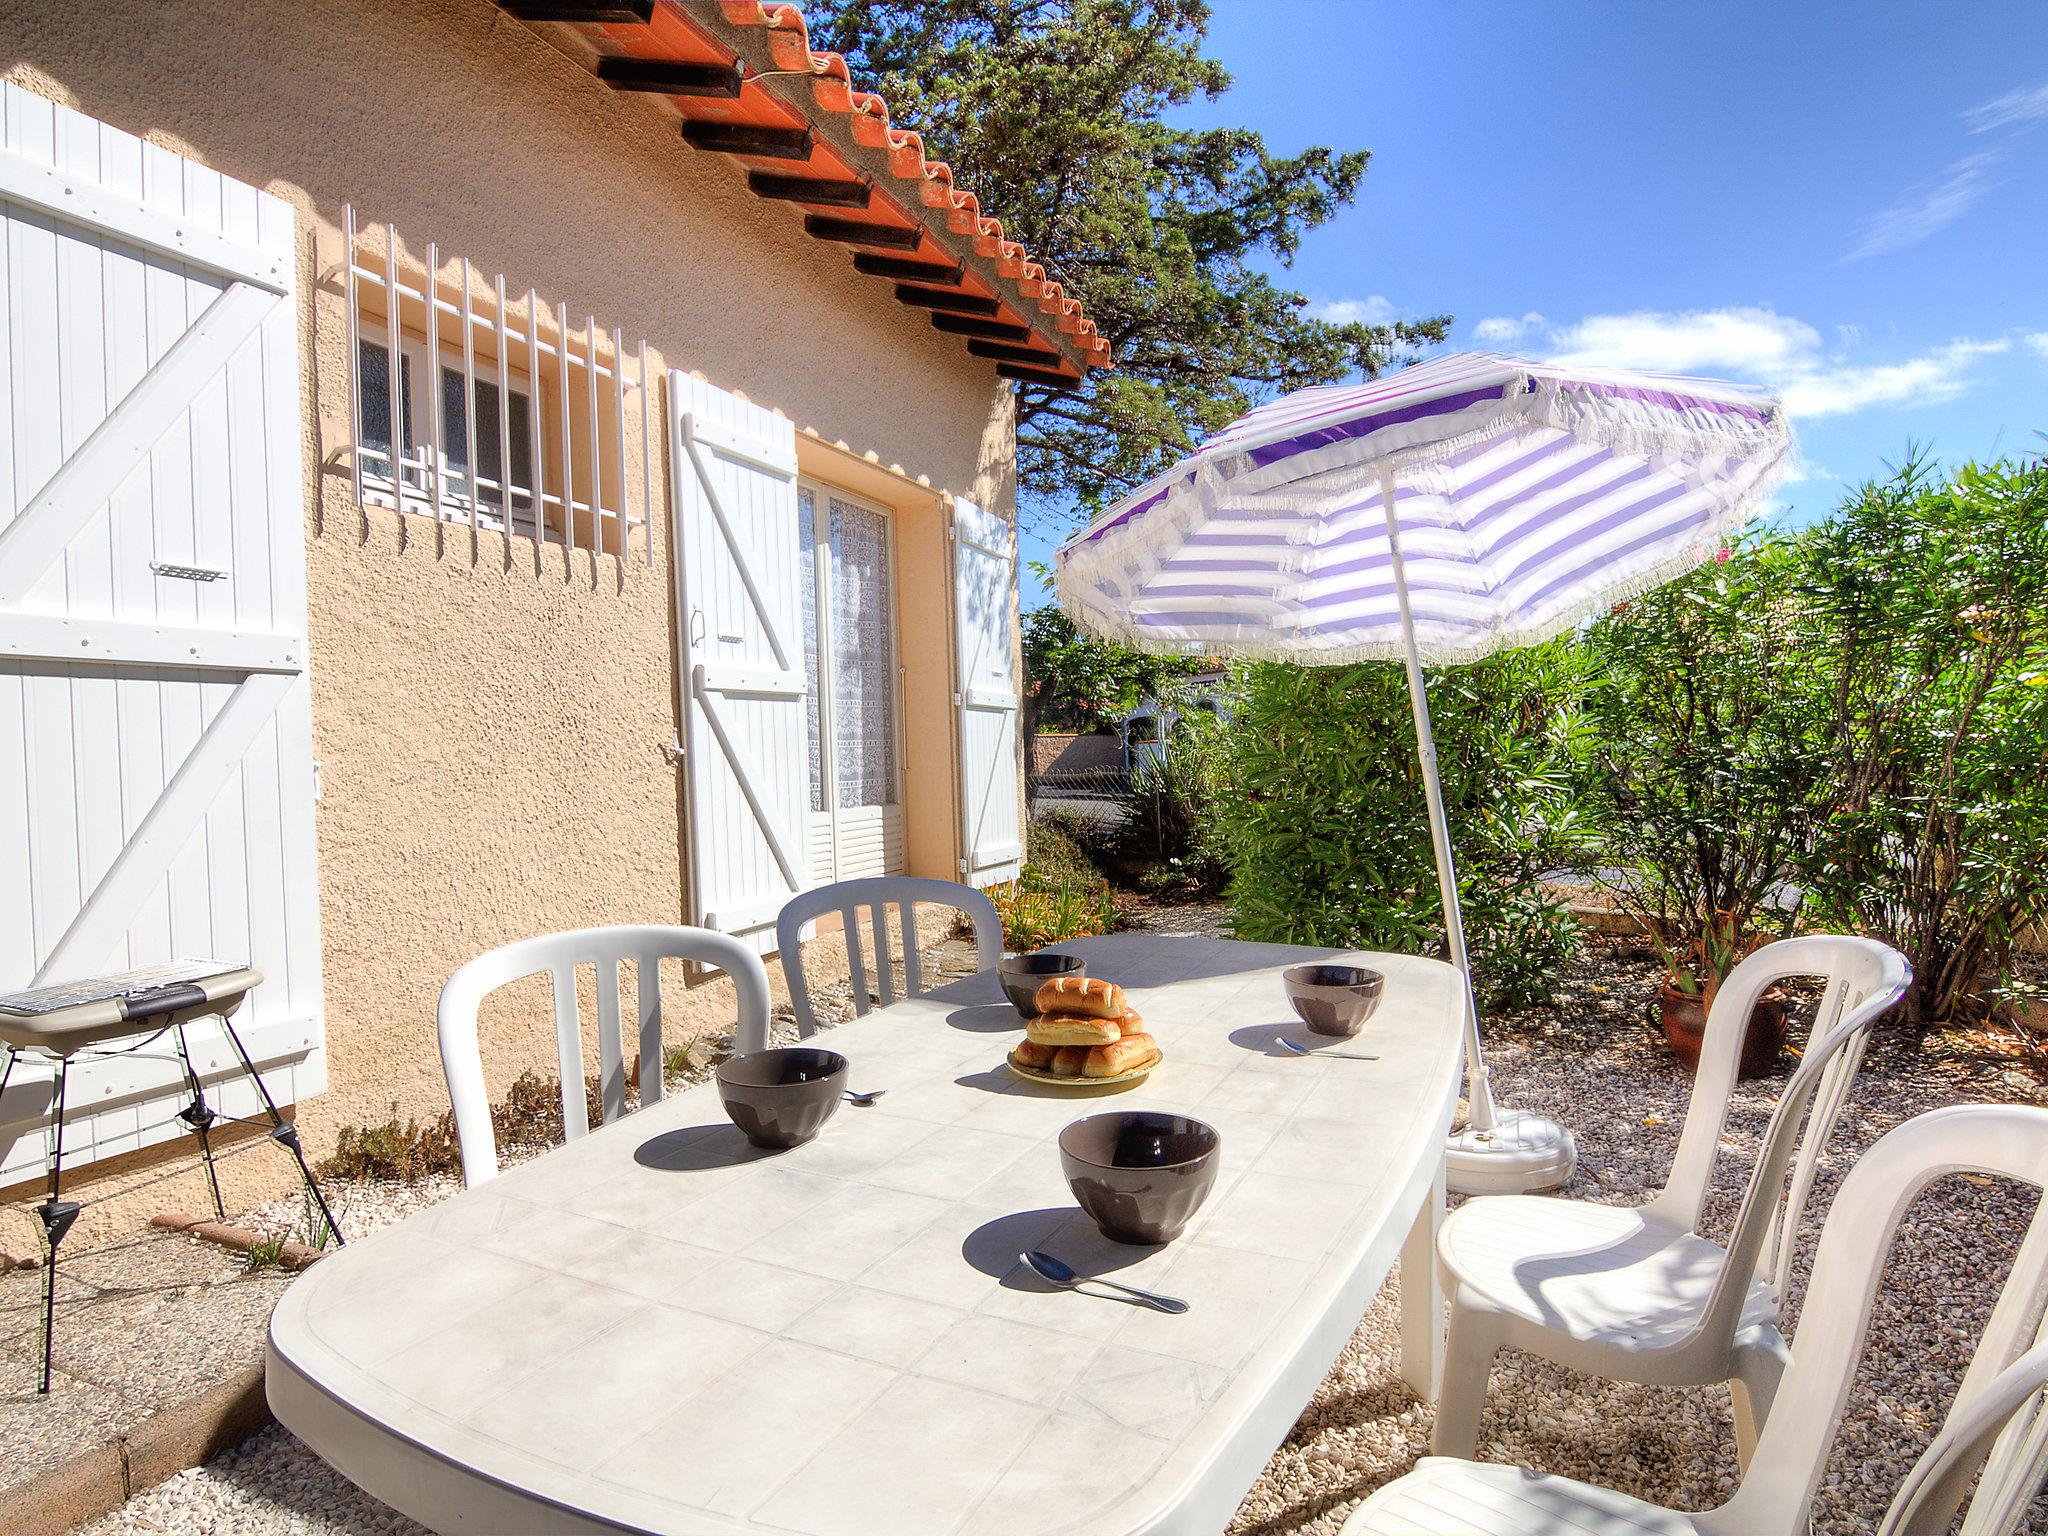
[68,919,2048,1535]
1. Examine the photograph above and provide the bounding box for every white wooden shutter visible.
[951,498,1024,883]
[0,84,323,1180]
[669,373,809,951]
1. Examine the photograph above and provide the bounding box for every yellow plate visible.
[1004,1053,1161,1088]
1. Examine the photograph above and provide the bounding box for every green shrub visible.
[1027,810,1108,888]
[1213,642,1594,1010]
[1118,698,1229,897]
[1796,455,2048,1023]
[1582,533,1827,999]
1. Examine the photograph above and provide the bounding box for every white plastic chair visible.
[1430,934,1910,1463]
[437,924,771,1187]
[775,876,1002,1037]
[1347,1101,2048,1536]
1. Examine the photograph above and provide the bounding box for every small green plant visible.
[301,1188,335,1252]
[989,874,1128,951]
[323,1103,462,1183]
[244,1235,287,1272]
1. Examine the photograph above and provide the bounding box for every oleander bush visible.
[1580,532,1830,1000]
[1793,455,2048,1023]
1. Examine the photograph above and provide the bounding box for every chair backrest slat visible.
[776,878,1003,1038]
[595,955,627,1128]
[900,902,923,999]
[438,925,772,1186]
[551,963,587,1143]
[1702,1103,2048,1536]
[843,906,868,1016]
[636,960,662,1110]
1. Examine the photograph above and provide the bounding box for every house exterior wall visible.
[0,0,1019,1246]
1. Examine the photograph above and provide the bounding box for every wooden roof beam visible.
[894,284,1000,316]
[748,174,871,208]
[680,121,814,161]
[595,56,744,98]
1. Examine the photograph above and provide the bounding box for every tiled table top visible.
[268,934,1462,1536]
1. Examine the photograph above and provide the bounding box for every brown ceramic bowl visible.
[1283,964,1385,1038]
[1058,1111,1221,1245]
[997,950,1086,1017]
[715,1047,848,1150]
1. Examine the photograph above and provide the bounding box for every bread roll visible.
[1084,1033,1159,1077]
[1115,1007,1146,1037]
[1026,1012,1121,1047]
[1031,975,1126,1020]
[1051,1045,1090,1077]
[1009,1038,1056,1071]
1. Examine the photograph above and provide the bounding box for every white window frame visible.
[356,334,537,532]
[800,477,906,822]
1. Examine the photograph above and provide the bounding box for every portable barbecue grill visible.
[0,960,344,1393]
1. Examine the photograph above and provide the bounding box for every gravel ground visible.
[0,1227,293,1494]
[56,914,2048,1535]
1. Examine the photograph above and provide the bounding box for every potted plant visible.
[1584,536,1829,1079]
[1651,910,1792,1078]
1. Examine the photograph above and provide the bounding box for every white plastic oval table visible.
[268,934,1462,1536]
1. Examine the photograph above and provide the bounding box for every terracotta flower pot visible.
[1659,982,1790,1079]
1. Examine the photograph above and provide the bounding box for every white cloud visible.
[1965,79,2048,133]
[1547,306,1820,375]
[2027,332,2048,359]
[1779,338,2011,418]
[1309,295,1395,326]
[1847,151,1999,260]
[1472,311,1546,345]
[1529,305,2023,423]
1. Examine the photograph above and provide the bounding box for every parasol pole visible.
[1380,480,1498,1133]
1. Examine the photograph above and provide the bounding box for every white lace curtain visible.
[799,488,897,812]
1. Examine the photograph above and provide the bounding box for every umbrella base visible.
[1445,1107,1576,1196]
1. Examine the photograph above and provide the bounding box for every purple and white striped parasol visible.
[1054,352,1794,1194]
[1057,351,1791,665]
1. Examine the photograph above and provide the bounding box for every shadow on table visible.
[631,1124,776,1172]
[945,1002,1021,1034]
[923,933,1362,1003]
[1228,1021,1306,1058]
[953,1066,1144,1099]
[962,1208,1166,1287]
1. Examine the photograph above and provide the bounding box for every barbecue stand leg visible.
[173,1025,227,1221]
[36,1057,81,1395]
[216,1018,344,1247]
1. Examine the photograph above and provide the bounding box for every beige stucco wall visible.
[0,0,1019,1249]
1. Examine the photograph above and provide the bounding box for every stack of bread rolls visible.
[1009,975,1160,1079]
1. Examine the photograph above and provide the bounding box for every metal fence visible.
[1025,759,1134,833]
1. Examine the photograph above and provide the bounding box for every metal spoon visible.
[843,1088,887,1107]
[1021,1250,1189,1314]
[1277,1036,1379,1062]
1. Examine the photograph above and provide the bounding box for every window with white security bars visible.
[341,206,654,563]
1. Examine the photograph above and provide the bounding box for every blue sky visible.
[1021,1,2048,602]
